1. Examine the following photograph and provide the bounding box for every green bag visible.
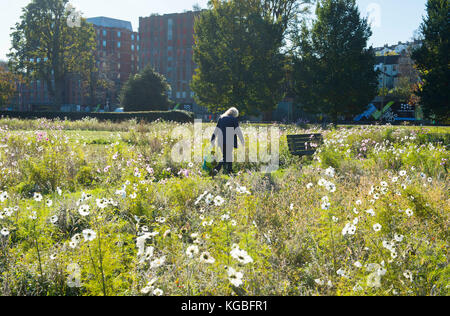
[202,149,218,173]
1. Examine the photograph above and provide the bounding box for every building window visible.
[131,34,135,41]
[118,41,121,48]
[103,30,107,37]
[131,44,135,51]
[117,31,121,38]
[168,18,173,41]
[103,40,106,47]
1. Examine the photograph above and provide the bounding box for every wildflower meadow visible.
[0,117,448,296]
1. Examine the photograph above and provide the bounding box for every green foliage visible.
[411,0,450,123]
[293,0,379,122]
[120,65,171,112]
[76,166,97,187]
[191,0,287,116]
[8,0,97,109]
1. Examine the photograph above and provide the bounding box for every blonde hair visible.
[221,107,239,118]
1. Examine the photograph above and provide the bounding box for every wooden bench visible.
[287,134,324,156]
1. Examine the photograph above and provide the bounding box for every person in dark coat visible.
[211,107,245,175]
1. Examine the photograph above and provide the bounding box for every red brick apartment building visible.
[87,17,139,84]
[139,11,206,113]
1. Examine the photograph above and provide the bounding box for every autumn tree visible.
[0,62,22,109]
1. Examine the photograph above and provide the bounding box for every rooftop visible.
[86,17,133,32]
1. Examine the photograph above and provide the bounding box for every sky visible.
[0,0,428,61]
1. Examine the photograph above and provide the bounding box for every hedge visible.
[0,110,195,123]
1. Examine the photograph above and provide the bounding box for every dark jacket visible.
[211,115,240,148]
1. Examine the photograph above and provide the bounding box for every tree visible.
[120,65,171,112]
[8,0,96,110]
[191,0,287,117]
[0,62,22,109]
[292,0,379,122]
[261,0,314,36]
[412,0,449,122]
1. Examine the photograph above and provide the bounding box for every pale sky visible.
[0,0,427,61]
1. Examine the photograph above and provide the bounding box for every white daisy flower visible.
[199,251,216,264]
[227,267,244,287]
[373,223,382,232]
[186,245,199,258]
[79,205,90,216]
[82,229,97,242]
[33,193,43,202]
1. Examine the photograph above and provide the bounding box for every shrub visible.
[0,110,194,123]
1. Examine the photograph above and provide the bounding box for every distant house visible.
[375,55,401,90]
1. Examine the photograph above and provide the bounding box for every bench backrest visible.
[287,134,323,156]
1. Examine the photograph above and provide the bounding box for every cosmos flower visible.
[405,209,414,217]
[342,223,356,236]
[230,246,253,265]
[34,193,43,202]
[199,251,216,264]
[186,245,199,258]
[214,196,225,206]
[150,256,166,269]
[79,205,90,216]
[325,167,335,177]
[50,215,58,224]
[82,229,97,242]
[373,223,382,232]
[153,288,163,296]
[0,191,8,202]
[227,267,244,287]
